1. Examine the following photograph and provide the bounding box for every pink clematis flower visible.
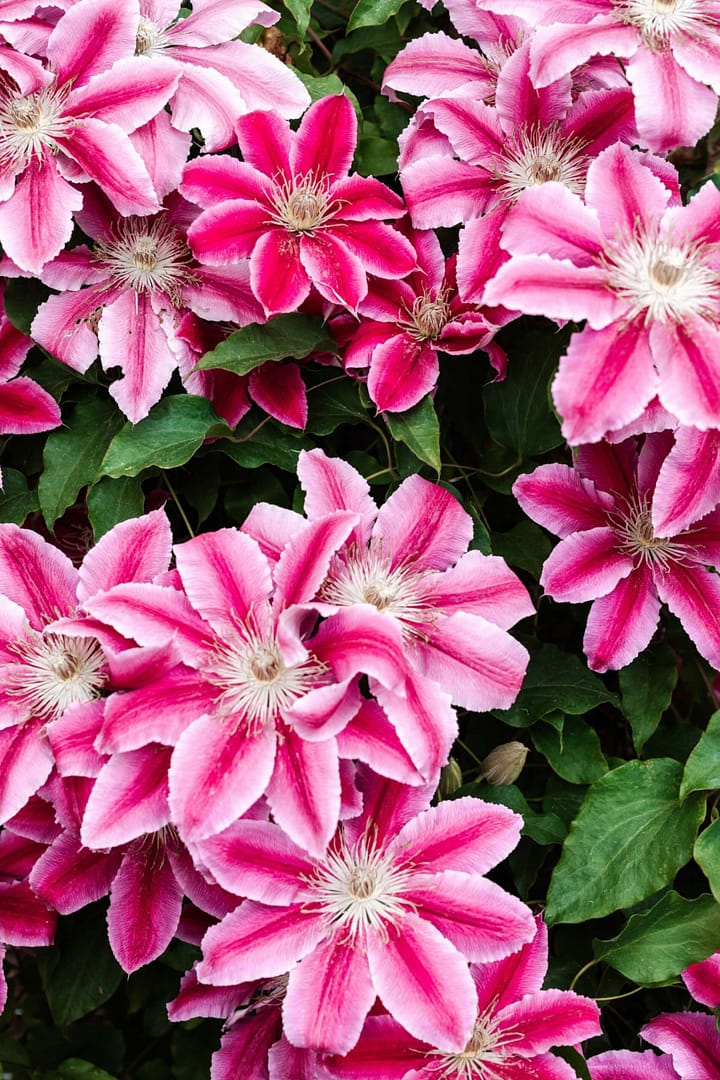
[483,142,720,443]
[195,772,535,1056]
[325,915,601,1079]
[181,94,417,315]
[30,190,263,422]
[81,521,410,856]
[642,1012,720,1079]
[480,0,720,152]
[514,432,720,672]
[0,0,181,272]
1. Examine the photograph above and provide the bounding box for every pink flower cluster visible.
[0,450,604,1076]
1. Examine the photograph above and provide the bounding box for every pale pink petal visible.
[425,550,534,629]
[498,989,601,1053]
[540,527,633,603]
[248,361,307,428]
[387,795,523,875]
[174,529,271,638]
[169,62,241,151]
[78,508,172,601]
[672,28,720,94]
[656,563,720,669]
[65,56,179,132]
[284,678,361,742]
[252,228,310,314]
[107,843,183,972]
[167,0,276,45]
[336,699,424,785]
[99,292,177,422]
[267,730,341,857]
[383,30,490,98]
[298,448,376,524]
[372,671,455,782]
[414,611,529,711]
[47,0,137,84]
[0,155,82,274]
[199,819,313,903]
[81,745,172,849]
[584,142,675,236]
[198,900,326,984]
[513,464,615,538]
[588,1049,679,1080]
[284,935,376,1053]
[400,156,494,228]
[374,474,472,571]
[0,524,77,627]
[423,96,505,165]
[99,667,216,752]
[530,20,639,89]
[499,183,604,265]
[484,255,625,329]
[29,832,121,913]
[584,563,661,672]
[627,46,718,153]
[643,1012,720,1079]
[47,699,106,777]
[553,322,657,445]
[169,717,276,841]
[653,317,720,431]
[367,911,477,1052]
[62,118,161,216]
[83,582,210,666]
[30,287,106,373]
[405,870,534,962]
[129,111,191,200]
[241,503,306,564]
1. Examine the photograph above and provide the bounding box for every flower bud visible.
[438,757,463,799]
[480,741,528,786]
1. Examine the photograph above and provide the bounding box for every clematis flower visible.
[182,94,416,315]
[682,950,720,1008]
[325,915,601,1079]
[642,1012,720,1079]
[30,190,263,422]
[81,520,410,856]
[479,0,720,152]
[483,142,720,443]
[514,432,720,671]
[588,1049,680,1079]
[195,772,535,1056]
[0,0,181,272]
[0,509,173,825]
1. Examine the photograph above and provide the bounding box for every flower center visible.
[610,496,686,571]
[93,217,198,303]
[7,632,107,721]
[614,0,708,42]
[603,230,719,324]
[135,17,163,55]
[306,834,412,941]
[403,290,451,341]
[0,85,71,169]
[424,1010,526,1079]
[268,173,340,234]
[208,626,326,734]
[497,126,588,201]
[321,545,435,634]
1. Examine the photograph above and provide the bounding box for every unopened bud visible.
[438,757,463,799]
[480,741,528,786]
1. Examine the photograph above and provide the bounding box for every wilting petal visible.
[584,563,661,672]
[107,843,183,972]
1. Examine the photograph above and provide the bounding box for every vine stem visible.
[569,957,600,992]
[161,469,195,539]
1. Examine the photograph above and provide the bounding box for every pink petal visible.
[584,142,673,236]
[656,563,720,669]
[367,911,477,1052]
[29,831,121,913]
[47,0,137,84]
[84,582,209,666]
[472,914,548,1012]
[107,843,183,972]
[0,879,56,945]
[292,95,356,181]
[423,96,505,164]
[672,27,720,93]
[530,20,639,90]
[211,1010,280,1080]
[251,228,310,314]
[81,745,172,849]
[0,155,82,274]
[331,174,407,222]
[383,30,490,99]
[199,819,313,903]
[198,900,327,984]
[169,62,242,151]
[627,46,718,153]
[643,1012,720,1080]
[236,107,293,176]
[498,988,601,1053]
[682,951,720,1008]
[588,1049,679,1080]
[513,464,615,539]
[483,255,624,329]
[63,118,161,216]
[129,111,191,200]
[65,56,179,132]
[298,448,376,524]
[584,563,661,672]
[248,361,307,428]
[653,317,720,431]
[387,795,523,875]
[374,474,472,571]
[47,699,106,778]
[311,607,407,693]
[99,292,177,422]
[299,231,367,310]
[540,527,633,603]
[99,667,216,752]
[401,155,494,228]
[0,522,78,622]
[284,934,376,1053]
[182,157,273,208]
[367,334,437,414]
[425,550,534,629]
[337,699,424,785]
[30,287,106,374]
[499,183,604,265]
[274,511,358,609]
[169,717,276,842]
[77,508,172,602]
[653,428,720,536]
[373,671,457,782]
[267,729,341,857]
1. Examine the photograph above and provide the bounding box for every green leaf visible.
[681,710,720,799]
[3,275,49,334]
[347,0,406,32]
[594,891,720,984]
[195,314,333,376]
[546,758,705,924]
[482,331,564,458]
[37,905,123,1026]
[492,520,552,578]
[100,396,226,479]
[533,715,608,784]
[219,416,313,472]
[695,819,720,901]
[39,397,124,527]
[87,475,145,540]
[0,467,39,524]
[282,0,312,34]
[620,642,678,754]
[386,396,441,475]
[496,643,618,728]
[355,133,399,177]
[306,378,368,435]
[42,1060,118,1080]
[293,71,354,107]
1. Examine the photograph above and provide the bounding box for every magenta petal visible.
[198,901,326,984]
[212,1010,280,1080]
[84,582,210,666]
[188,200,269,264]
[367,912,477,1052]
[484,255,624,329]
[0,378,61,435]
[514,464,615,538]
[81,745,172,849]
[472,915,548,1012]
[29,831,121,914]
[643,1012,720,1079]
[107,844,183,973]
[499,989,601,1053]
[653,317,720,431]
[236,108,293,177]
[299,232,367,310]
[682,950,720,1008]
[199,819,313,904]
[653,429,720,536]
[249,361,308,428]
[0,524,77,626]
[167,968,254,1023]
[311,607,406,692]
[251,228,310,314]
[368,334,437,413]
[373,671,456,781]
[584,564,661,672]
[182,156,274,209]
[656,563,720,669]
[0,155,82,274]
[99,667,215,753]
[47,699,106,778]
[293,95,356,181]
[388,795,522,875]
[169,717,277,842]
[274,511,358,609]
[77,508,172,602]
[174,529,272,638]
[541,527,633,603]
[0,880,56,945]
[0,721,54,825]
[584,142,673,237]
[267,729,341,857]
[284,934,375,1053]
